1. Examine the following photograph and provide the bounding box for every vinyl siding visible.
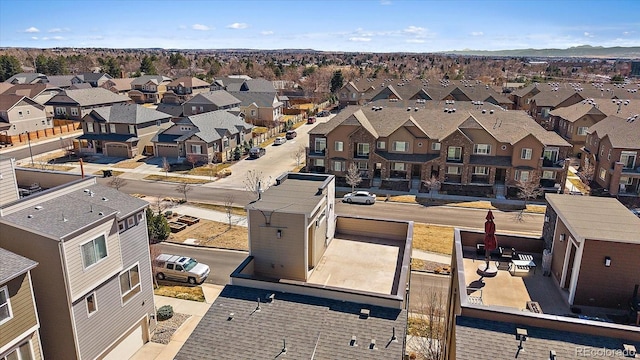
[0,225,77,359]
[62,218,123,302]
[0,274,38,349]
[0,158,19,206]
[73,216,155,360]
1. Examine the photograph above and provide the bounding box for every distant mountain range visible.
[442,45,640,59]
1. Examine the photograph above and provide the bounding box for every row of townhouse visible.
[0,156,156,359]
[307,101,571,197]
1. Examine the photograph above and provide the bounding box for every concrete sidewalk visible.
[170,204,248,227]
[130,284,223,360]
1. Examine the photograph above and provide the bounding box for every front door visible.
[411,164,421,178]
[495,168,506,184]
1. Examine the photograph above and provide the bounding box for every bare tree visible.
[149,243,163,288]
[107,176,128,191]
[224,194,235,228]
[175,180,193,202]
[186,153,198,169]
[244,169,264,201]
[345,163,362,193]
[422,175,441,200]
[578,159,595,189]
[515,173,543,207]
[162,157,170,178]
[407,284,447,360]
[291,145,306,167]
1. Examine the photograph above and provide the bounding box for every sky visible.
[1,0,639,52]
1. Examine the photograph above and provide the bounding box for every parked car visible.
[154,254,211,284]
[342,191,376,204]
[286,130,297,139]
[274,136,287,145]
[307,116,316,124]
[318,110,330,117]
[249,147,266,159]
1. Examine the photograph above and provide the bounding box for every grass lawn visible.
[143,175,210,184]
[388,195,416,203]
[177,163,231,177]
[154,285,205,302]
[169,219,248,250]
[112,161,144,169]
[412,223,454,255]
[191,202,247,216]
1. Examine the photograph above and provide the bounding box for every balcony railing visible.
[444,174,462,183]
[353,152,370,159]
[446,157,463,164]
[471,175,490,184]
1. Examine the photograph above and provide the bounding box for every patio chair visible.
[500,247,516,260]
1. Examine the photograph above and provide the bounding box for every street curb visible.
[155,240,248,253]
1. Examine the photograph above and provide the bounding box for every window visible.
[180,126,192,131]
[127,216,135,227]
[119,264,141,304]
[515,170,529,182]
[314,138,326,153]
[86,293,97,315]
[392,163,406,171]
[392,141,409,152]
[314,158,324,167]
[542,171,555,179]
[109,124,116,133]
[250,110,256,116]
[55,107,67,115]
[473,166,489,175]
[447,146,462,160]
[377,141,386,149]
[607,149,611,161]
[81,235,108,268]
[199,106,204,112]
[1,341,33,360]
[118,221,125,232]
[87,123,94,132]
[18,111,23,118]
[0,286,12,325]
[431,142,441,151]
[473,144,491,155]
[620,151,637,169]
[357,143,370,156]
[446,166,461,175]
[100,124,106,133]
[332,161,345,171]
[191,106,197,113]
[577,126,588,136]
[599,167,606,181]
[334,141,343,151]
[357,162,368,170]
[71,107,79,116]
[223,138,229,148]
[543,147,559,163]
[129,125,135,134]
[521,148,533,160]
[620,176,633,185]
[137,212,144,223]
[191,144,202,154]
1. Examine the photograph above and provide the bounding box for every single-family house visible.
[0,94,49,141]
[182,90,241,116]
[45,88,131,121]
[163,77,211,104]
[128,75,172,104]
[4,73,47,85]
[100,78,134,96]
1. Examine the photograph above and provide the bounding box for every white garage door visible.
[102,322,145,360]
[156,144,178,158]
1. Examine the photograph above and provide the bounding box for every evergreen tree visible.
[35,54,49,74]
[330,70,344,93]
[139,55,157,75]
[0,55,22,81]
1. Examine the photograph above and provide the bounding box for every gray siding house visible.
[0,158,156,360]
[45,88,131,121]
[182,90,241,116]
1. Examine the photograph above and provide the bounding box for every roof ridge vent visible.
[360,308,370,319]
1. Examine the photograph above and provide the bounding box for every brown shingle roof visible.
[588,115,640,149]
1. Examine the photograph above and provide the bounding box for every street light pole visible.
[26,132,34,167]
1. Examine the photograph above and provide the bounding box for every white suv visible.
[274,136,287,145]
[154,254,211,284]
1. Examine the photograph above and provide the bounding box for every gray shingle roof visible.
[185,90,240,107]
[167,110,251,143]
[455,316,639,360]
[166,77,210,88]
[130,75,172,86]
[46,88,131,107]
[469,155,513,166]
[531,89,582,107]
[228,91,278,108]
[588,115,640,149]
[45,75,81,88]
[376,151,438,163]
[5,72,47,84]
[225,78,276,93]
[88,103,171,124]
[0,247,37,284]
[79,72,112,83]
[155,103,184,117]
[1,184,147,239]
[175,285,406,360]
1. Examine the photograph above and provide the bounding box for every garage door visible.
[102,321,145,360]
[156,144,179,158]
[105,143,129,158]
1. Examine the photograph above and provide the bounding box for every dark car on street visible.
[286,130,297,139]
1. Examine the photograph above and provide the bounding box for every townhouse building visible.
[45,88,131,122]
[308,101,570,197]
[0,157,157,359]
[0,248,42,360]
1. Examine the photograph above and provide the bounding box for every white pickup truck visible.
[154,254,210,285]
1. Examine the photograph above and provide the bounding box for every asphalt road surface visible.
[0,134,78,161]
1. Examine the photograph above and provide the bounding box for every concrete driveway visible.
[207,114,335,190]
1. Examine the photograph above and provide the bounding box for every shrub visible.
[157,305,174,321]
[164,211,173,217]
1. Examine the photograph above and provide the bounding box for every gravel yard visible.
[151,313,191,345]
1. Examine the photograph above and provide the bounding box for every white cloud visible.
[24,27,40,33]
[406,39,425,43]
[52,36,64,40]
[471,31,484,36]
[227,23,248,29]
[261,30,274,35]
[404,26,426,37]
[192,24,210,31]
[31,37,38,40]
[584,32,594,37]
[349,37,371,42]
[48,28,62,33]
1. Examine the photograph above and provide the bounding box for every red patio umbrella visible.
[484,210,498,264]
